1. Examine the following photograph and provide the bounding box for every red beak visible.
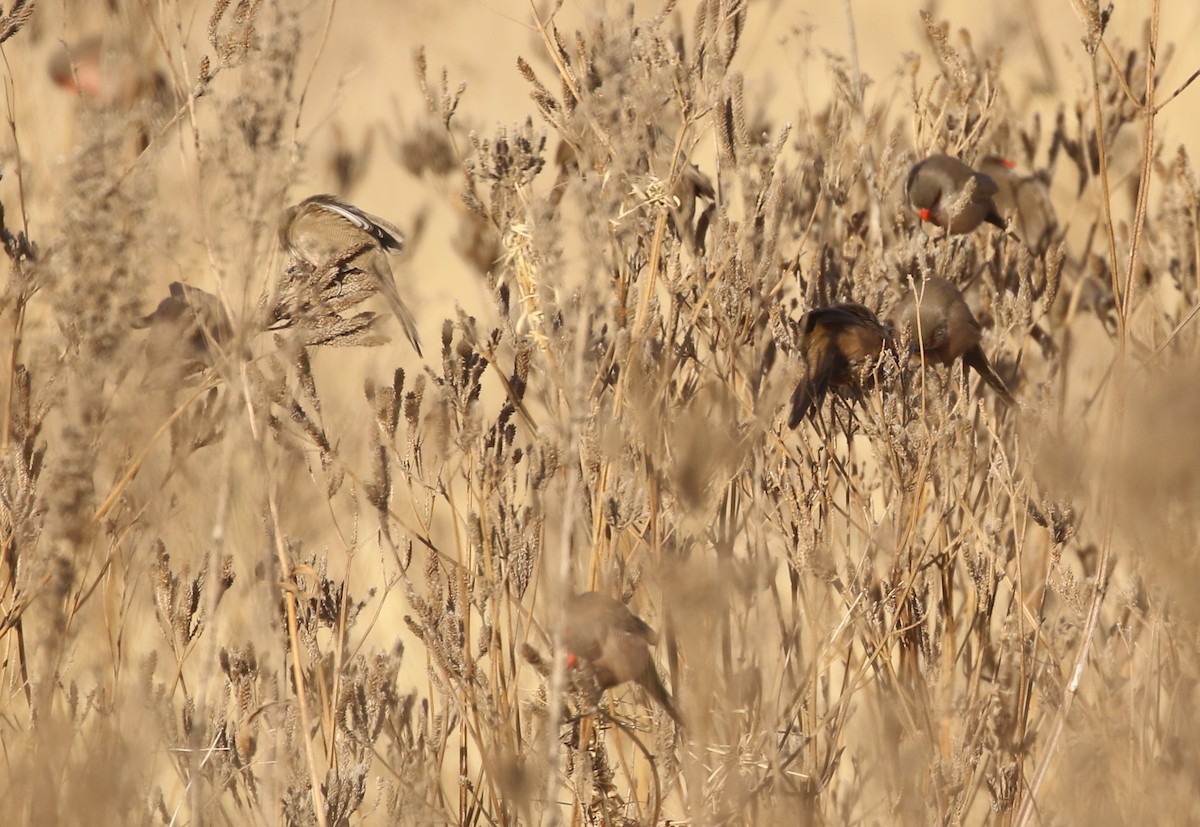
[919,208,931,222]
[55,59,105,101]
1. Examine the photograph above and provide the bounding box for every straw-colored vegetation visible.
[1,0,1198,824]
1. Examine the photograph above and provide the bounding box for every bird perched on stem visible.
[906,154,1006,236]
[893,276,1014,403]
[563,592,683,726]
[788,303,889,427]
[279,195,423,355]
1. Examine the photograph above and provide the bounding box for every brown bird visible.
[893,276,1014,402]
[133,282,235,389]
[280,195,423,355]
[906,154,1006,235]
[133,282,233,365]
[788,303,889,427]
[563,592,683,725]
[978,156,1058,254]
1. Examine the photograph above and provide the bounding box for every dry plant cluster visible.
[0,0,1199,824]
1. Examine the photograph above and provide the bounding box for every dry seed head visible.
[366,429,393,514]
[209,0,262,68]
[502,222,551,347]
[415,47,433,112]
[0,0,33,45]
[920,11,973,98]
[403,374,425,427]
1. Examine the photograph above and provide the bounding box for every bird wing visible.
[788,333,837,427]
[825,305,887,362]
[802,305,855,333]
[789,304,886,427]
[837,327,885,362]
[606,630,683,724]
[612,609,658,645]
[903,159,925,203]
[304,195,405,253]
[963,346,1015,403]
[971,171,1000,200]
[898,298,952,357]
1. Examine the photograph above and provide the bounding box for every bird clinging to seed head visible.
[893,276,1014,403]
[788,303,889,427]
[563,591,683,726]
[279,195,423,356]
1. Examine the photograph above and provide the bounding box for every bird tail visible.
[639,670,684,728]
[376,275,424,357]
[787,379,822,428]
[788,355,833,428]
[989,210,1039,253]
[964,346,1014,404]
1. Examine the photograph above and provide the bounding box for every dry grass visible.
[0,0,1199,824]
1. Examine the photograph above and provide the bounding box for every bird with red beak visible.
[906,154,1006,235]
[563,592,683,725]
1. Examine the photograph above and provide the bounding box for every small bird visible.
[893,276,1014,402]
[788,303,889,427]
[563,592,683,725]
[279,195,423,355]
[133,282,233,365]
[978,156,1058,254]
[132,282,235,389]
[48,35,171,110]
[905,154,1005,235]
